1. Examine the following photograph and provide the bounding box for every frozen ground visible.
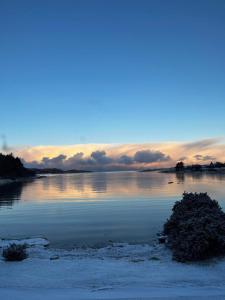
[1,238,225,299]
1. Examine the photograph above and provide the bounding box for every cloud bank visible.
[11,137,225,171]
[22,149,171,171]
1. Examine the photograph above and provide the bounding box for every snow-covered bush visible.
[164,192,225,262]
[2,243,28,261]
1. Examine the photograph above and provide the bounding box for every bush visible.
[164,192,225,262]
[2,243,28,261]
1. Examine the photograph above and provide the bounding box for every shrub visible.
[164,192,225,262]
[2,243,28,261]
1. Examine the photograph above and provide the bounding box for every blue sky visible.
[0,0,225,146]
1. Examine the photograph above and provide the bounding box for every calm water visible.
[1,171,225,248]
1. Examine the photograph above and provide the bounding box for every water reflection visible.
[1,171,225,248]
[2,171,225,205]
[175,172,185,183]
[176,172,225,183]
[31,172,173,201]
[0,172,170,207]
[91,172,107,193]
[136,172,167,190]
[0,182,26,207]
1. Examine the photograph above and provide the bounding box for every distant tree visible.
[191,164,202,172]
[215,162,225,168]
[209,161,214,169]
[175,161,184,172]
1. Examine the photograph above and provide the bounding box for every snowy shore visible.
[0,178,21,186]
[0,177,36,186]
[1,238,225,299]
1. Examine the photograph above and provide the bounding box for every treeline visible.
[175,161,225,172]
[209,162,225,168]
[0,153,34,178]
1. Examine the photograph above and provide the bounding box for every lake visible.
[0,171,225,248]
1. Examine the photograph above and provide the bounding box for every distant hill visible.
[31,168,91,174]
[0,153,35,178]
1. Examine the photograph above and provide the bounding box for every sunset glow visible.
[11,137,225,171]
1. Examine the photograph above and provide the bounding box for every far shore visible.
[140,166,225,174]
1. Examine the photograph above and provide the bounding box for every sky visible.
[0,0,225,169]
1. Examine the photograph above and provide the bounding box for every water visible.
[0,171,225,248]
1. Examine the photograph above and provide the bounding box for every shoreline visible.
[161,169,225,174]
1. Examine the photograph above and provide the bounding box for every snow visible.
[0,178,14,186]
[0,176,39,186]
[0,237,49,248]
[1,238,225,299]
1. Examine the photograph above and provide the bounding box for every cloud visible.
[63,151,113,170]
[183,138,221,150]
[23,149,171,171]
[194,154,216,162]
[23,154,67,169]
[178,156,187,161]
[15,137,225,171]
[91,151,113,164]
[42,154,67,167]
[65,152,87,168]
[118,155,133,165]
[134,150,170,163]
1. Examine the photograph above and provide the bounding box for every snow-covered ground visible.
[1,238,225,299]
[0,177,34,186]
[0,178,16,185]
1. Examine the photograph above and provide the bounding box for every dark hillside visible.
[0,153,34,178]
